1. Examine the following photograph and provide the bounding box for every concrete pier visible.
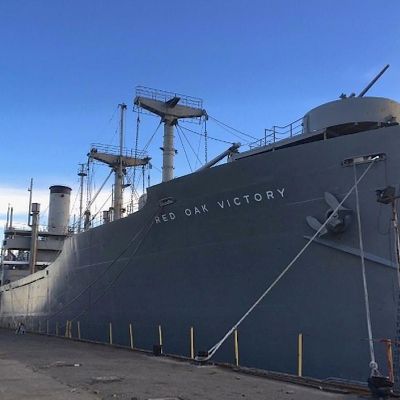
[0,328,361,399]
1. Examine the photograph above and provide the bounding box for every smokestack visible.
[48,185,72,235]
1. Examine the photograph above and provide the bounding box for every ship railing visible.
[4,223,50,233]
[90,143,148,159]
[249,117,303,149]
[134,86,203,111]
[69,199,140,234]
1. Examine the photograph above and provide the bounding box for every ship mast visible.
[114,103,127,220]
[88,103,149,221]
[29,203,40,274]
[134,87,207,182]
[77,164,87,232]
[27,178,33,226]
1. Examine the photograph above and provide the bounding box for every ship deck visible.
[0,328,365,400]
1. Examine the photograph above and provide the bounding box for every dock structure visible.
[0,328,362,400]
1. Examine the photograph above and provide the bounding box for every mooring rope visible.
[197,157,378,362]
[353,163,378,376]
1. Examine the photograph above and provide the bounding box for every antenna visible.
[134,86,207,182]
[358,64,390,97]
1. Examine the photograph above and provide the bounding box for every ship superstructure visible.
[1,185,71,284]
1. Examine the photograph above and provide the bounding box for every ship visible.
[1,65,400,386]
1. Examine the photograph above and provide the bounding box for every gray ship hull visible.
[1,124,399,381]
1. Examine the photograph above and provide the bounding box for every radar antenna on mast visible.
[134,86,207,182]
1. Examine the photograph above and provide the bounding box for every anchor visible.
[306,192,353,236]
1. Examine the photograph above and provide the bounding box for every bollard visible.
[129,323,134,349]
[152,325,163,356]
[190,326,195,359]
[69,320,73,338]
[65,321,69,337]
[56,321,59,336]
[153,344,163,356]
[109,322,113,345]
[77,321,81,340]
[234,329,239,367]
[38,320,42,333]
[298,333,303,377]
[46,320,49,335]
[158,325,163,347]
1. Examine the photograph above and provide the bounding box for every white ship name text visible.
[155,187,285,224]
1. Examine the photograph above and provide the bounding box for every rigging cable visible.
[129,121,162,199]
[131,107,141,211]
[179,124,233,145]
[151,164,162,173]
[197,157,378,363]
[176,127,192,172]
[89,105,119,146]
[204,118,208,163]
[194,126,203,170]
[353,163,378,376]
[85,156,93,211]
[391,201,400,289]
[142,166,145,193]
[89,192,112,224]
[76,169,112,228]
[208,115,258,141]
[179,125,203,166]
[68,210,156,323]
[48,206,160,322]
[70,175,81,220]
[86,170,113,212]
[103,105,119,144]
[143,121,162,151]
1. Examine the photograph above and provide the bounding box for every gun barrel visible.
[358,64,390,97]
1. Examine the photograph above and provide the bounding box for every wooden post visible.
[298,333,303,377]
[77,321,81,340]
[234,329,239,367]
[129,323,134,349]
[385,339,394,382]
[109,322,113,345]
[158,325,163,346]
[190,326,195,359]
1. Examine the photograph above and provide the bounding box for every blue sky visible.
[1,0,400,226]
